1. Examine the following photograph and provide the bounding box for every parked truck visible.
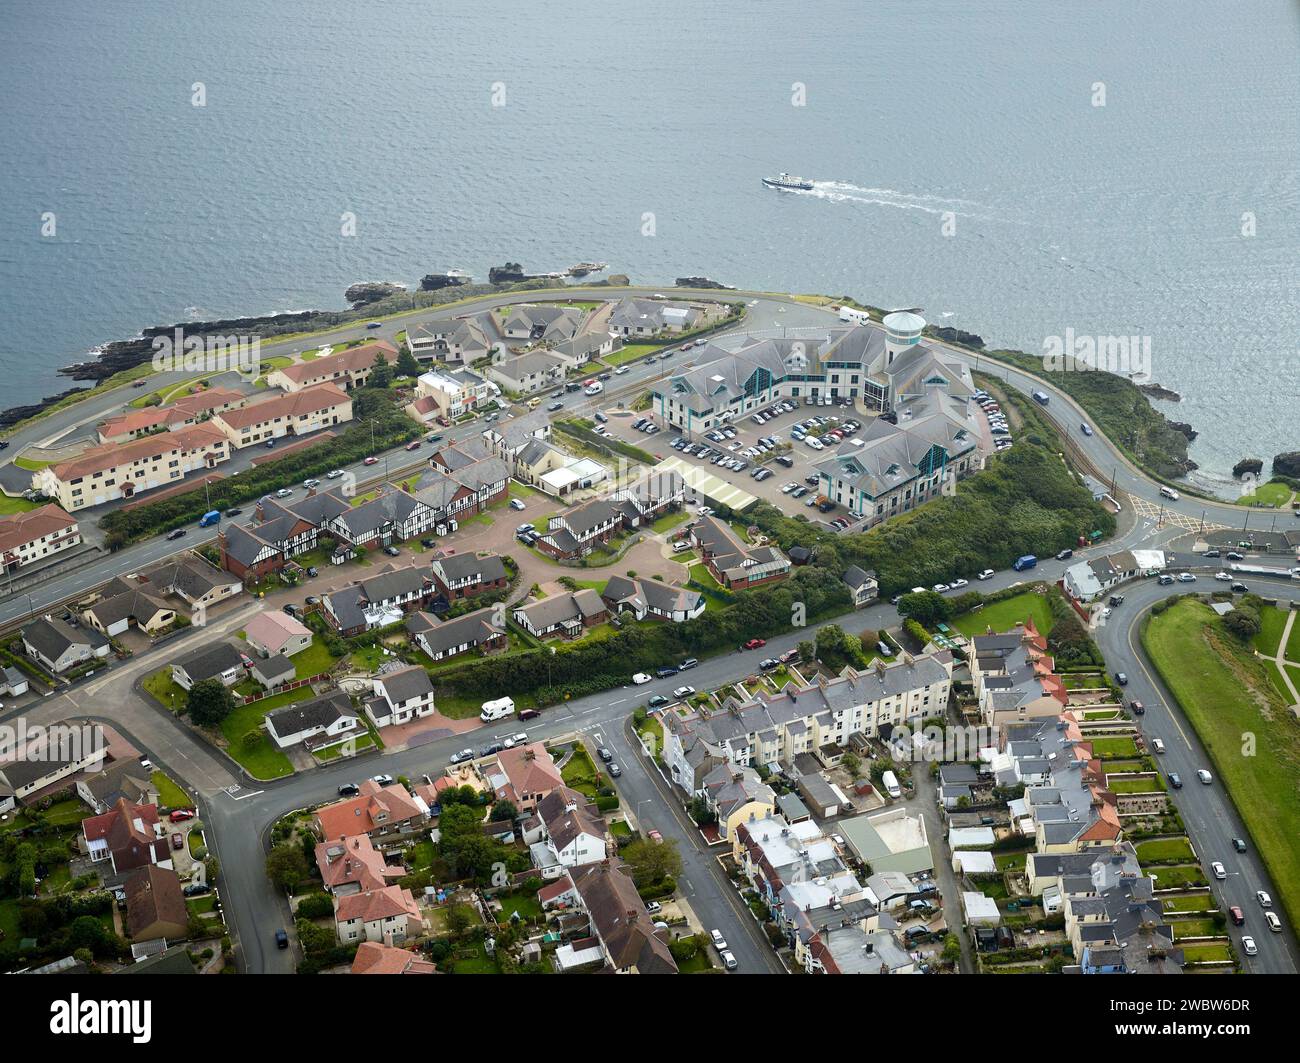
[1229,562,1300,581]
[1013,554,1038,571]
[480,696,517,722]
[198,510,221,528]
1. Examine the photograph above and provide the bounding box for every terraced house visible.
[95,385,247,443]
[34,423,230,511]
[209,382,352,448]
[265,340,396,392]
[0,503,80,572]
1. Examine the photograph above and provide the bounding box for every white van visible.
[1159,485,1180,501]
[1151,738,1166,754]
[480,697,516,722]
[882,770,902,799]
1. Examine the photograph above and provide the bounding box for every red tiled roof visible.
[0,504,77,554]
[351,941,436,975]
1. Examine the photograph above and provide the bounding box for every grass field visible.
[1135,837,1197,864]
[601,343,659,366]
[1143,598,1300,932]
[1235,479,1293,507]
[1088,736,1139,759]
[1149,864,1209,890]
[1252,604,1291,658]
[0,494,40,515]
[951,590,1055,638]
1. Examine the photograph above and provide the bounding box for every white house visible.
[264,691,360,750]
[365,665,436,727]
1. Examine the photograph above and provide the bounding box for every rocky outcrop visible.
[1168,421,1198,442]
[420,273,471,292]
[345,281,404,307]
[675,276,733,290]
[1273,451,1300,479]
[1138,382,1182,402]
[488,263,528,284]
[0,385,94,428]
[1233,457,1263,479]
[928,326,985,349]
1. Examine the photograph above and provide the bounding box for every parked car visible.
[721,951,738,970]
[679,657,699,670]
[759,657,779,670]
[383,545,400,556]
[168,809,195,822]
[607,763,622,777]
[672,685,696,699]
[372,774,394,786]
[1056,549,1073,560]
[1229,905,1245,925]
[337,783,360,797]
[743,638,766,650]
[327,469,345,478]
[632,672,652,685]
[171,833,184,850]
[647,695,670,709]
[275,929,289,949]
[597,747,614,763]
[656,666,678,679]
[645,901,662,915]
[509,498,527,511]
[1108,594,1125,606]
[449,749,474,765]
[710,928,728,950]
[183,883,210,897]
[977,569,995,580]
[224,507,243,517]
[503,733,529,748]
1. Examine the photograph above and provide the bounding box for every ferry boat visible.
[762,172,814,191]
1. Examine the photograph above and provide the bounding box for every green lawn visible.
[1135,838,1196,864]
[1161,894,1217,914]
[1143,598,1300,933]
[143,666,188,712]
[1087,736,1139,759]
[0,494,41,515]
[1181,942,1234,964]
[601,343,660,366]
[151,772,191,810]
[288,636,340,679]
[561,747,602,799]
[688,563,724,592]
[951,591,1055,638]
[1108,777,1165,794]
[1149,865,1209,890]
[496,892,543,924]
[1171,918,1223,939]
[1286,613,1300,664]
[1252,604,1291,658]
[1234,479,1293,507]
[649,509,691,534]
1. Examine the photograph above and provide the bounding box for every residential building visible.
[0,504,81,572]
[429,552,508,601]
[124,865,188,943]
[842,565,879,607]
[1,725,107,809]
[406,315,494,365]
[249,652,295,691]
[171,642,245,691]
[217,490,343,581]
[81,579,176,638]
[425,439,510,511]
[837,806,934,875]
[968,619,1068,728]
[483,743,564,813]
[512,438,608,498]
[532,471,683,561]
[265,691,360,751]
[512,590,608,639]
[482,407,551,461]
[21,615,110,673]
[351,941,436,975]
[534,786,609,872]
[562,859,678,973]
[409,367,494,420]
[316,834,407,897]
[209,382,352,448]
[136,555,242,612]
[486,351,566,395]
[323,486,438,551]
[244,609,313,658]
[314,779,430,843]
[500,303,585,342]
[690,514,790,590]
[82,798,171,874]
[365,664,436,727]
[33,423,231,512]
[76,759,158,815]
[334,885,423,945]
[406,607,507,662]
[322,566,433,636]
[600,574,704,623]
[1063,550,1141,603]
[700,761,775,842]
[96,386,246,443]
[608,296,701,336]
[265,340,397,392]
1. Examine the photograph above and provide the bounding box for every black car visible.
[283,604,299,618]
[1231,581,1248,592]
[337,783,360,797]
[306,566,318,577]
[0,441,7,450]
[679,658,699,670]
[275,929,289,949]
[607,763,622,778]
[224,507,243,517]
[305,596,320,606]
[481,742,505,757]
[759,658,779,670]
[1128,700,1145,715]
[1115,672,1128,685]
[421,538,437,548]
[1232,838,1248,853]
[1204,548,1221,558]
[166,528,187,540]
[182,882,211,897]
[655,666,678,679]
[1169,772,1183,789]
[775,455,794,468]
[647,694,670,709]
[1226,551,1245,561]
[1056,549,1073,560]
[547,401,564,411]
[1108,594,1125,606]
[805,475,820,486]
[597,747,614,763]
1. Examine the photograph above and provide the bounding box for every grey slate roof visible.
[175,641,244,682]
[265,690,356,737]
[377,664,434,705]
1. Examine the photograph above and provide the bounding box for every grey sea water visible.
[1,0,1296,484]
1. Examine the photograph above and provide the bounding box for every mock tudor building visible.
[601,575,704,623]
[406,608,507,662]
[322,566,433,636]
[0,504,81,572]
[513,590,608,639]
[690,514,790,590]
[430,552,509,601]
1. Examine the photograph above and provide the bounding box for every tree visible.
[187,678,234,727]
[841,752,861,779]
[688,796,717,826]
[395,347,421,378]
[897,590,951,628]
[798,640,816,662]
[489,799,518,822]
[622,838,682,889]
[446,902,477,937]
[942,933,962,966]
[1223,605,1261,640]
[368,352,393,389]
[266,843,309,894]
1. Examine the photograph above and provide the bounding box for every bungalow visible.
[136,555,242,613]
[21,616,110,673]
[249,652,295,691]
[81,580,176,638]
[429,552,509,601]
[244,609,313,658]
[124,865,189,943]
[171,642,245,691]
[601,575,704,623]
[500,304,584,342]
[76,759,158,815]
[265,340,397,393]
[690,514,790,590]
[512,590,608,639]
[406,607,507,662]
[1,728,107,809]
[608,296,701,336]
[265,690,360,750]
[0,503,81,572]
[1063,550,1140,603]
[322,566,433,637]
[314,779,430,843]
[365,665,436,728]
[82,798,172,874]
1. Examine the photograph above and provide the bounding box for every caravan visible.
[480,697,516,722]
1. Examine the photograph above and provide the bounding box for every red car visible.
[169,809,195,823]
[743,638,766,650]
[363,456,379,466]
[405,441,421,451]
[648,830,664,843]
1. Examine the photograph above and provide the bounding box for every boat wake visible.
[802,180,983,215]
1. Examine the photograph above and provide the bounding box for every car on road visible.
[518,708,541,721]
[302,478,320,488]
[607,763,622,777]
[1211,861,1227,880]
[363,456,379,466]
[1108,594,1125,606]
[647,694,670,708]
[1151,737,1166,753]
[547,401,564,411]
[224,507,243,517]
[481,742,504,757]
[449,749,474,765]
[631,672,652,685]
[1197,768,1212,784]
[977,569,995,580]
[597,747,614,762]
[1226,550,1245,561]
[502,732,529,748]
[743,638,766,650]
[710,928,728,950]
[1169,772,1182,788]
[647,829,663,843]
[1101,606,1113,619]
[1257,890,1274,909]
[168,809,195,822]
[405,440,421,451]
[1229,905,1246,925]
[275,929,289,949]
[1231,581,1248,592]
[1177,572,1197,582]
[509,498,526,511]
[673,685,696,699]
[1115,672,1128,685]
[365,321,382,329]
[337,783,359,797]
[721,950,738,970]
[1080,423,1094,436]
[679,657,699,670]
[1056,549,1073,560]
[1214,571,1231,581]
[1128,699,1144,715]
[166,528,187,540]
[1242,935,1258,955]
[372,774,394,786]
[275,488,292,498]
[759,658,779,670]
[1232,837,1247,853]
[1265,911,1282,932]
[327,469,344,478]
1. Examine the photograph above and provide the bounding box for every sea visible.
[1,0,1296,488]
